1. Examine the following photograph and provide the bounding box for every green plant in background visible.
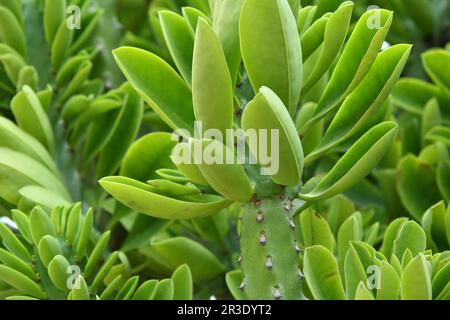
[97,0,434,300]
[0,204,193,300]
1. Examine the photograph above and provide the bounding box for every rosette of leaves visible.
[0,203,193,300]
[0,0,144,211]
[300,0,449,77]
[293,207,450,300]
[99,0,413,300]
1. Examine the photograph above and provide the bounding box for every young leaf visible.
[401,254,432,300]
[192,19,234,135]
[303,245,345,300]
[299,122,398,201]
[240,0,302,115]
[113,47,195,133]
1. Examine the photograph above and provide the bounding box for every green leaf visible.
[193,139,253,202]
[131,279,158,300]
[344,244,368,299]
[212,0,244,87]
[437,161,450,202]
[182,7,210,32]
[113,47,195,133]
[379,217,409,258]
[51,20,74,70]
[0,5,26,57]
[391,78,450,121]
[242,86,304,186]
[19,185,70,210]
[44,0,66,44]
[171,264,193,300]
[0,265,45,299]
[426,126,450,147]
[396,155,441,220]
[326,195,354,236]
[421,201,448,251]
[240,0,302,115]
[306,44,411,161]
[432,261,450,299]
[11,86,55,153]
[152,279,174,300]
[65,203,82,247]
[225,270,246,300]
[159,10,194,85]
[393,221,427,259]
[299,122,398,201]
[120,132,177,181]
[100,176,232,220]
[76,209,93,261]
[301,9,393,132]
[29,206,56,245]
[122,215,171,252]
[0,222,32,262]
[300,209,335,251]
[376,260,400,300]
[337,213,363,276]
[302,2,353,95]
[192,19,233,135]
[355,282,374,300]
[150,237,225,281]
[422,49,450,96]
[70,276,90,300]
[303,245,345,300]
[0,248,36,281]
[401,254,432,300]
[84,231,111,280]
[0,117,58,174]
[38,235,62,267]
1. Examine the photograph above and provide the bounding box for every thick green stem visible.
[239,196,304,300]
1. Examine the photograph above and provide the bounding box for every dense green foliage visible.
[0,0,448,300]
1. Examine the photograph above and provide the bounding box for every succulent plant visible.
[99,0,419,300]
[0,0,448,301]
[0,204,193,300]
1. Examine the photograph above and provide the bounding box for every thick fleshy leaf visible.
[242,86,304,186]
[120,132,177,181]
[182,7,210,32]
[300,9,393,132]
[171,264,193,300]
[212,0,244,87]
[337,213,363,276]
[150,237,225,281]
[159,10,194,85]
[393,221,427,259]
[306,44,411,161]
[113,47,195,133]
[11,86,55,153]
[396,155,441,220]
[300,209,335,251]
[379,218,409,259]
[437,161,450,202]
[44,0,66,45]
[18,185,70,210]
[240,0,302,115]
[301,2,353,95]
[303,245,345,300]
[421,202,448,251]
[0,265,45,299]
[422,49,450,96]
[391,78,450,121]
[192,19,233,135]
[96,84,144,178]
[426,126,450,147]
[299,122,398,201]
[0,117,58,173]
[376,260,400,300]
[401,254,432,300]
[225,270,246,300]
[0,5,26,57]
[100,176,232,220]
[193,139,253,202]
